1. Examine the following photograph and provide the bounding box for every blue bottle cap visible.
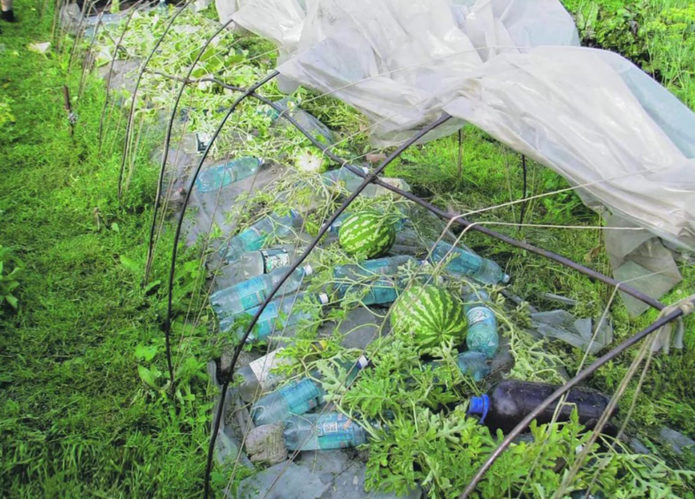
[468,394,489,425]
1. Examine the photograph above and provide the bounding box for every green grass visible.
[0,0,694,497]
[0,3,213,496]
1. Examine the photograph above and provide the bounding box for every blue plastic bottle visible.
[332,255,415,281]
[283,412,368,451]
[194,157,263,193]
[210,264,313,319]
[215,246,301,289]
[429,240,510,285]
[464,290,499,358]
[220,292,329,341]
[221,210,303,262]
[332,256,415,306]
[251,355,370,425]
[251,378,324,426]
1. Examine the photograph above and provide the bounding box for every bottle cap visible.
[468,394,489,425]
[304,264,313,276]
[356,355,370,369]
[318,293,329,305]
[501,273,511,284]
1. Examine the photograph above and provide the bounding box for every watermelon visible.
[390,284,467,351]
[338,211,396,258]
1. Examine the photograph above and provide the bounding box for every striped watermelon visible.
[390,285,467,350]
[338,211,396,258]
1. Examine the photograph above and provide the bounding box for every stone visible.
[245,423,287,465]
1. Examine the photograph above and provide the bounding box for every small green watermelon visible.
[390,284,467,350]
[338,211,396,258]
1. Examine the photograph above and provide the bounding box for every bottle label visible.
[248,349,289,389]
[467,306,493,326]
[261,249,291,272]
[319,421,340,435]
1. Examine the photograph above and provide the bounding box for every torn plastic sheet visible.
[529,310,613,355]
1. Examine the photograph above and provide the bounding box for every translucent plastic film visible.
[217,0,695,292]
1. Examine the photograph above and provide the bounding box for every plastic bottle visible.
[210,264,313,319]
[283,412,368,451]
[267,98,335,144]
[464,290,499,358]
[221,210,303,262]
[428,351,490,382]
[467,380,614,434]
[321,165,369,193]
[332,256,415,306]
[251,355,370,425]
[215,246,302,289]
[194,157,263,193]
[221,292,329,341]
[429,240,510,285]
[234,348,290,403]
[332,255,415,281]
[454,351,490,381]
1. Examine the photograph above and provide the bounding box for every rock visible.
[245,424,287,465]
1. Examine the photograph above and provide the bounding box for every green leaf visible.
[119,255,140,274]
[5,294,18,309]
[137,365,159,389]
[134,344,159,362]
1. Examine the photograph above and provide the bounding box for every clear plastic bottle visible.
[358,277,402,306]
[194,157,263,193]
[332,255,415,281]
[464,290,499,358]
[221,292,329,341]
[251,356,370,426]
[283,412,368,451]
[210,264,313,319]
[332,256,414,306]
[214,246,302,289]
[429,240,510,285]
[467,380,614,434]
[251,378,324,426]
[455,351,490,381]
[234,348,290,403]
[321,165,369,193]
[221,210,303,262]
[429,350,490,382]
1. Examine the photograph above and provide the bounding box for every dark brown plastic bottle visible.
[467,380,615,434]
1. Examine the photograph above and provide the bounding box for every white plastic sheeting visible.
[217,0,695,314]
